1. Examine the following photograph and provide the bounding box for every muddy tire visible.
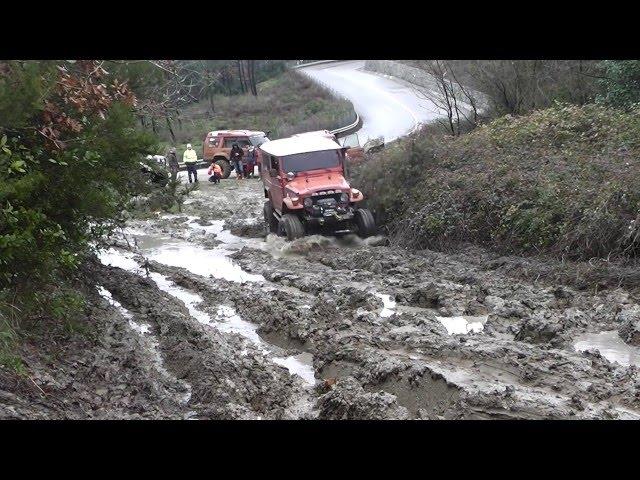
[263,201,279,234]
[279,214,305,241]
[215,159,231,179]
[355,208,376,238]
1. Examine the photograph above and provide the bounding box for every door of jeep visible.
[264,154,284,212]
[223,136,252,160]
[236,137,253,158]
[221,136,237,160]
[222,136,238,154]
[339,133,364,162]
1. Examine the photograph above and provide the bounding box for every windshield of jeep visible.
[250,134,269,146]
[281,149,341,173]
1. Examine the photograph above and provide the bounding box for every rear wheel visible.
[263,201,278,234]
[215,159,231,179]
[279,214,305,241]
[355,208,376,238]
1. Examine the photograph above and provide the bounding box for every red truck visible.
[260,134,375,240]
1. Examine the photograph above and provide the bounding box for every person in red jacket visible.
[207,162,222,184]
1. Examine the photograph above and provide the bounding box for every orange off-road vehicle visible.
[260,134,376,240]
[202,129,270,178]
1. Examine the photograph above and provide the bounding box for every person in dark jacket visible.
[244,146,256,178]
[167,147,179,181]
[230,143,244,180]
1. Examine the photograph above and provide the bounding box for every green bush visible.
[353,103,640,260]
[598,60,640,110]
[0,61,156,366]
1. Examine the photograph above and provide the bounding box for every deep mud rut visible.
[4,169,640,419]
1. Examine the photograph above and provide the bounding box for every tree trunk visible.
[166,116,176,143]
[237,60,246,94]
[248,60,258,96]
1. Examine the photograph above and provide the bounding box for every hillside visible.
[155,70,355,156]
[354,103,640,264]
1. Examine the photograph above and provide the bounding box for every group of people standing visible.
[164,142,257,185]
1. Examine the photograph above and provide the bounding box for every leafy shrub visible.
[598,60,640,110]
[0,61,156,362]
[353,103,640,260]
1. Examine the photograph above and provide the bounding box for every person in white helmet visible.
[183,143,198,183]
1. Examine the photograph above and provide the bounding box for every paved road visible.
[299,60,443,144]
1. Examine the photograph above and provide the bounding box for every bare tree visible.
[462,60,601,116]
[411,60,483,136]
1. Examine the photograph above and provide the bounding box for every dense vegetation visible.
[354,60,640,263]
[0,61,158,368]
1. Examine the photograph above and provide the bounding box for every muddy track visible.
[4,171,640,419]
[93,174,640,419]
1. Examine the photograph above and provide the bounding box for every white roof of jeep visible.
[260,136,342,157]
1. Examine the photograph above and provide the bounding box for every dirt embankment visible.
[3,170,640,419]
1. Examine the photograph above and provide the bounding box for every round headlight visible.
[303,197,313,208]
[340,192,349,203]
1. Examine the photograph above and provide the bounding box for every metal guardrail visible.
[293,60,362,139]
[329,111,362,138]
[291,60,339,69]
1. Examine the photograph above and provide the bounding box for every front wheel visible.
[263,201,278,234]
[279,214,305,241]
[355,208,376,238]
[215,159,231,179]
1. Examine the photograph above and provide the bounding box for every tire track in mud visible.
[100,176,640,420]
[94,256,316,420]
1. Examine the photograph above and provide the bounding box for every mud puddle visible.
[93,176,640,419]
[100,224,317,387]
[376,294,487,335]
[575,330,640,368]
[273,353,316,386]
[260,233,387,258]
[374,292,396,318]
[436,315,488,335]
[124,221,263,283]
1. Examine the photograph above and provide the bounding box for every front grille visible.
[310,192,342,205]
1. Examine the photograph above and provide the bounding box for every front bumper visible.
[304,209,355,227]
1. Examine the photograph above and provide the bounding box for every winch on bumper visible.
[302,192,356,232]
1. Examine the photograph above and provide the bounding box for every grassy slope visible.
[155,70,355,159]
[353,103,640,261]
